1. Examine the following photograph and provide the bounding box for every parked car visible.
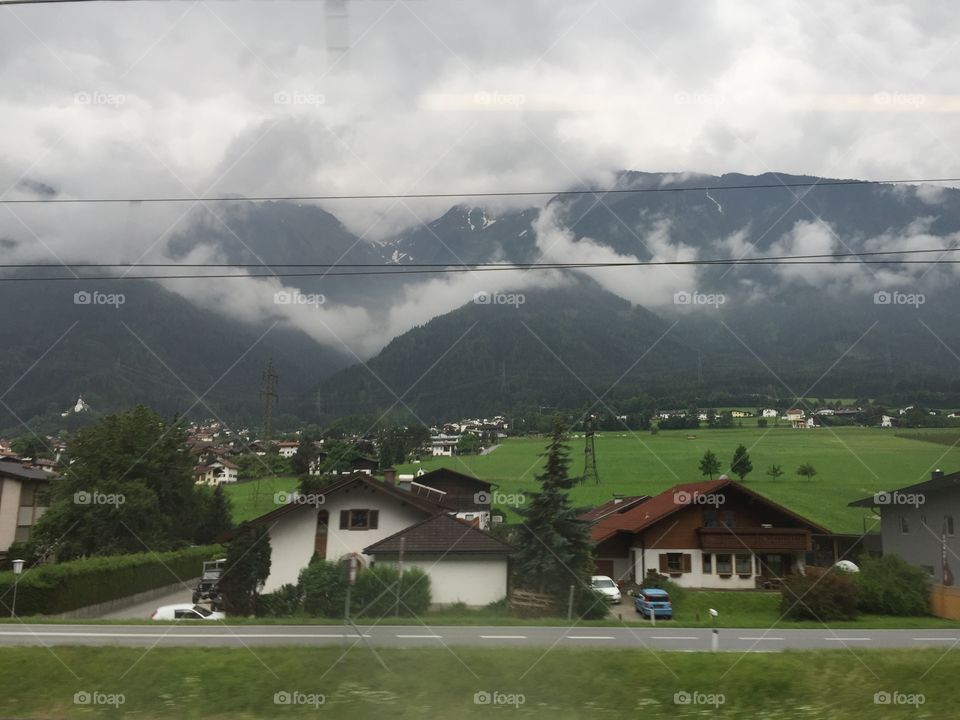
[590,575,622,604]
[151,603,226,621]
[634,588,672,619]
[192,558,226,609]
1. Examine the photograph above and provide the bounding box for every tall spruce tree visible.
[512,418,594,598]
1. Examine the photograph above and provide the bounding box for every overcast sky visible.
[2,0,959,354]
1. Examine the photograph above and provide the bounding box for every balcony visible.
[697,526,811,552]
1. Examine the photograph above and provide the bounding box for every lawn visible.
[398,426,960,532]
[1,646,956,718]
[223,476,299,523]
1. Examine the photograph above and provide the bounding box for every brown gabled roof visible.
[241,472,447,528]
[0,459,53,482]
[364,513,513,556]
[579,495,649,522]
[590,478,829,542]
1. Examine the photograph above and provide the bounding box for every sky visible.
[1,0,959,355]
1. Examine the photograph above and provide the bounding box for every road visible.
[0,624,957,651]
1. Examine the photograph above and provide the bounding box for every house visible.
[0,460,53,554]
[429,434,460,457]
[585,477,829,589]
[245,472,511,605]
[761,409,779,418]
[275,441,300,459]
[805,416,823,429]
[193,458,239,486]
[731,410,754,419]
[785,408,807,428]
[579,494,649,523]
[389,467,496,529]
[364,513,513,606]
[881,414,896,428]
[849,469,960,584]
[351,455,379,474]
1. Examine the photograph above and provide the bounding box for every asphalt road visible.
[0,624,957,651]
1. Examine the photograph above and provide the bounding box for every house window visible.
[736,554,752,575]
[702,553,712,574]
[666,553,683,573]
[716,554,732,574]
[721,511,736,528]
[899,514,910,534]
[703,510,719,528]
[340,509,380,530]
[946,516,955,536]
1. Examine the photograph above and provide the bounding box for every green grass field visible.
[1,646,955,718]
[397,426,960,533]
[223,475,300,523]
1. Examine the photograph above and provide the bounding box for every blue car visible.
[634,588,673,619]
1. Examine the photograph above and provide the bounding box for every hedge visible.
[0,545,222,616]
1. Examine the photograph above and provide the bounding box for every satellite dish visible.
[834,560,860,573]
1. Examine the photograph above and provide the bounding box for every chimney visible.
[932,468,945,480]
[383,467,397,485]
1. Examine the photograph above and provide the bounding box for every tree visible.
[512,418,594,600]
[456,434,482,455]
[757,417,768,428]
[195,485,234,544]
[796,463,817,481]
[31,406,201,559]
[291,436,320,477]
[10,435,53,461]
[698,450,721,480]
[766,464,784,481]
[730,444,753,482]
[219,523,272,616]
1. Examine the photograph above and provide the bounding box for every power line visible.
[3,176,960,205]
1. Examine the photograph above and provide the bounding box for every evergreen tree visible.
[219,523,272,616]
[195,485,234,544]
[730,444,754,482]
[512,418,594,598]
[699,450,721,480]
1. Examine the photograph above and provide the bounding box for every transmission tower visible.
[260,358,278,441]
[582,421,600,485]
[325,0,350,68]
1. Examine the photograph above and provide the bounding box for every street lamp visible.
[10,559,24,619]
[709,608,719,652]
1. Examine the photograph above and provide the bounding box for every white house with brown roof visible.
[0,460,53,553]
[193,458,239,486]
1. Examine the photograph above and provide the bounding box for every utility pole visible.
[260,358,278,442]
[582,416,600,485]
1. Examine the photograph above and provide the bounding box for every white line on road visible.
[738,637,785,641]
[649,635,698,640]
[912,637,958,641]
[480,635,528,639]
[825,637,871,641]
[565,635,614,640]
[395,634,444,639]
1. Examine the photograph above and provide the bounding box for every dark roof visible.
[849,470,960,507]
[591,479,830,542]
[579,495,650,522]
[242,472,446,527]
[0,460,52,482]
[363,513,513,556]
[415,467,493,490]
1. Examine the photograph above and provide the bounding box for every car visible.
[151,603,226,621]
[590,575,622,604]
[634,587,672,619]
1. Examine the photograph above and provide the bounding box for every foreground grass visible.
[398,427,960,532]
[0,646,956,718]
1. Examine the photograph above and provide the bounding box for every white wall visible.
[636,548,759,590]
[0,478,21,551]
[263,504,317,592]
[382,556,508,606]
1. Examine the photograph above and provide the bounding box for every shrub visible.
[641,573,688,608]
[572,584,609,620]
[300,560,348,618]
[352,564,431,618]
[857,555,931,616]
[780,566,861,621]
[0,545,220,616]
[255,584,303,617]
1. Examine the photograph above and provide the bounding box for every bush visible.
[352,564,432,618]
[857,555,931,616]
[780,566,861,621]
[640,572,688,608]
[255,584,303,617]
[0,545,220,616]
[572,585,609,620]
[300,560,348,618]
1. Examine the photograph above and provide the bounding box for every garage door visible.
[594,559,614,577]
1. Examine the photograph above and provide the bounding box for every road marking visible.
[650,635,698,640]
[395,634,443,639]
[565,635,614,640]
[738,637,785,641]
[480,635,528,639]
[912,637,958,642]
[825,637,871,641]
[0,631,370,639]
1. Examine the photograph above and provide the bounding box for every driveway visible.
[96,584,195,620]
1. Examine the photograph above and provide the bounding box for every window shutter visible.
[658,554,668,572]
[340,510,349,529]
[682,554,692,573]
[370,510,379,529]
